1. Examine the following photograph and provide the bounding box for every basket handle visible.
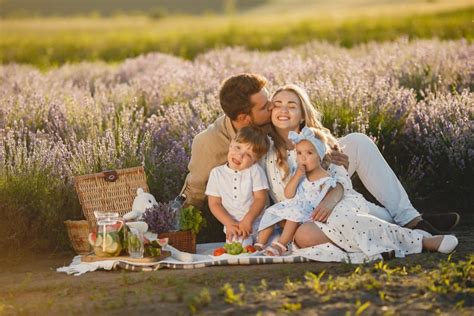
[103,170,118,182]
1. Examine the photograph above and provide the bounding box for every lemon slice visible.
[95,235,103,247]
[104,234,114,248]
[107,242,119,254]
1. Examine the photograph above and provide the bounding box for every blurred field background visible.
[0,1,472,254]
[0,0,472,67]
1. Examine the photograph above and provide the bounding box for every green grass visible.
[2,254,471,314]
[1,6,472,68]
[212,255,474,314]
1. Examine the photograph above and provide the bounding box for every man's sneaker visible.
[422,212,460,232]
[414,220,446,236]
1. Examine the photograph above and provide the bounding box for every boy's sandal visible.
[253,243,265,251]
[264,241,288,256]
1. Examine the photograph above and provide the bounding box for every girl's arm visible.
[239,189,267,238]
[284,164,306,199]
[208,195,240,240]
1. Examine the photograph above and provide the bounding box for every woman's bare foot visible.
[422,235,443,251]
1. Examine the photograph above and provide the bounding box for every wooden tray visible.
[81,251,171,263]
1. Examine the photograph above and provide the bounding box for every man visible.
[181,73,274,210]
[180,73,459,241]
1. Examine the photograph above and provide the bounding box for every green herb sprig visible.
[178,205,207,234]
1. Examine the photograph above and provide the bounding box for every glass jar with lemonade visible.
[88,211,123,257]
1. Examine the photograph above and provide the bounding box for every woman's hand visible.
[328,145,349,170]
[311,184,344,223]
[225,222,241,242]
[311,200,334,223]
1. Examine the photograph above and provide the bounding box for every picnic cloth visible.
[57,242,382,276]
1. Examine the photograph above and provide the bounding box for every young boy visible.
[205,127,270,246]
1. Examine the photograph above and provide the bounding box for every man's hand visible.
[225,222,241,242]
[311,200,334,223]
[329,145,349,170]
[238,218,253,239]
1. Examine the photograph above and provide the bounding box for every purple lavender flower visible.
[142,202,177,234]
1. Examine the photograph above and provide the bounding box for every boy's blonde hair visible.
[234,127,270,160]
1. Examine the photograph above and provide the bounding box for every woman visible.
[262,84,457,258]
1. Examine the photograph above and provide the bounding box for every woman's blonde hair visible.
[269,84,337,179]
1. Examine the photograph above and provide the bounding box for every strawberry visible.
[213,247,226,256]
[245,245,257,253]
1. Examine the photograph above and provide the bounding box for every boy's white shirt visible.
[205,163,269,233]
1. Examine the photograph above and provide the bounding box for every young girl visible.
[257,127,458,257]
[256,127,336,255]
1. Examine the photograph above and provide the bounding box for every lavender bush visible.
[403,91,473,210]
[0,38,472,250]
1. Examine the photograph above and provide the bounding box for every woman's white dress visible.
[261,141,424,261]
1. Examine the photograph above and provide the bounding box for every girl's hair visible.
[300,126,332,168]
[234,126,270,160]
[269,84,337,179]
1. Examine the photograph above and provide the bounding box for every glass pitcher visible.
[90,211,123,257]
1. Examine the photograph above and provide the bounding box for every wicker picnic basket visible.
[64,220,91,254]
[73,166,196,253]
[74,166,149,229]
[159,231,196,254]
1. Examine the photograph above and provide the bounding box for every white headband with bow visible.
[288,127,328,160]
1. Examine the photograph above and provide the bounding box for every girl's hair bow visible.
[288,127,329,160]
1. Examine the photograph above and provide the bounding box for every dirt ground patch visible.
[1,216,473,315]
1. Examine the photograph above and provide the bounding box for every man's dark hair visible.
[219,73,267,120]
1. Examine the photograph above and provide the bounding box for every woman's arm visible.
[208,195,240,240]
[311,183,344,222]
[284,164,306,199]
[239,189,267,238]
[311,162,353,222]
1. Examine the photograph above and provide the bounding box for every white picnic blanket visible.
[57,242,381,276]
